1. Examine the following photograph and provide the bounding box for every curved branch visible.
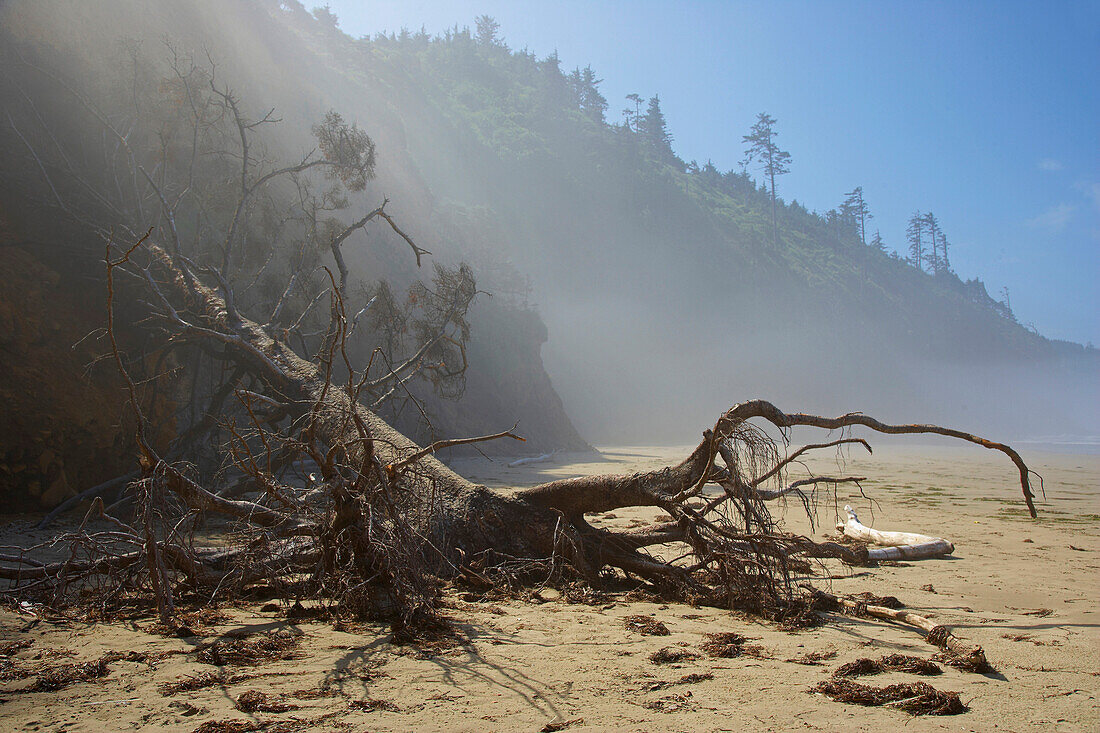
[757,475,866,501]
[377,208,430,266]
[715,400,1038,517]
[163,469,291,529]
[751,437,871,487]
[390,429,525,471]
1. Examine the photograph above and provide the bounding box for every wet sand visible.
[1,443,1097,731]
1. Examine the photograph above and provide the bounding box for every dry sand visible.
[1,443,1097,732]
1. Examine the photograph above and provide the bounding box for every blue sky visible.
[323,0,1099,345]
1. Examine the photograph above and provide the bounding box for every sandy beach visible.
[1,443,1097,732]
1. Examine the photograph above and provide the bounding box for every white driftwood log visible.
[508,451,558,468]
[838,505,954,560]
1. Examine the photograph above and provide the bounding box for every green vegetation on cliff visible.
[267,4,1095,439]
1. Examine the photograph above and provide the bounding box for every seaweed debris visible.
[834,654,942,678]
[813,679,966,715]
[622,615,669,636]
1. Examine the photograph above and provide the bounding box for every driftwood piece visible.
[508,451,557,468]
[810,588,990,672]
[839,505,954,560]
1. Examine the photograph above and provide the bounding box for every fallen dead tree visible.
[0,243,1041,636]
[838,505,955,561]
[0,238,1041,636]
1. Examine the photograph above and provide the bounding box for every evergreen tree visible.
[474,15,501,47]
[741,112,791,248]
[906,211,926,270]
[825,208,843,246]
[312,5,339,30]
[923,212,943,273]
[568,65,607,122]
[623,93,642,131]
[566,68,583,105]
[538,51,570,108]
[638,95,673,152]
[998,287,1016,322]
[701,159,721,186]
[841,186,872,246]
[870,229,887,253]
[638,95,668,144]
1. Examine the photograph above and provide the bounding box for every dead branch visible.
[390,429,525,471]
[725,401,1039,517]
[808,587,990,672]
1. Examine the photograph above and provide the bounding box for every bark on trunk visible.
[150,246,571,565]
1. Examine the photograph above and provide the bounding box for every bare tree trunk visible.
[145,240,1038,587]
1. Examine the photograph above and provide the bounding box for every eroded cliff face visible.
[0,237,135,511]
[402,299,590,456]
